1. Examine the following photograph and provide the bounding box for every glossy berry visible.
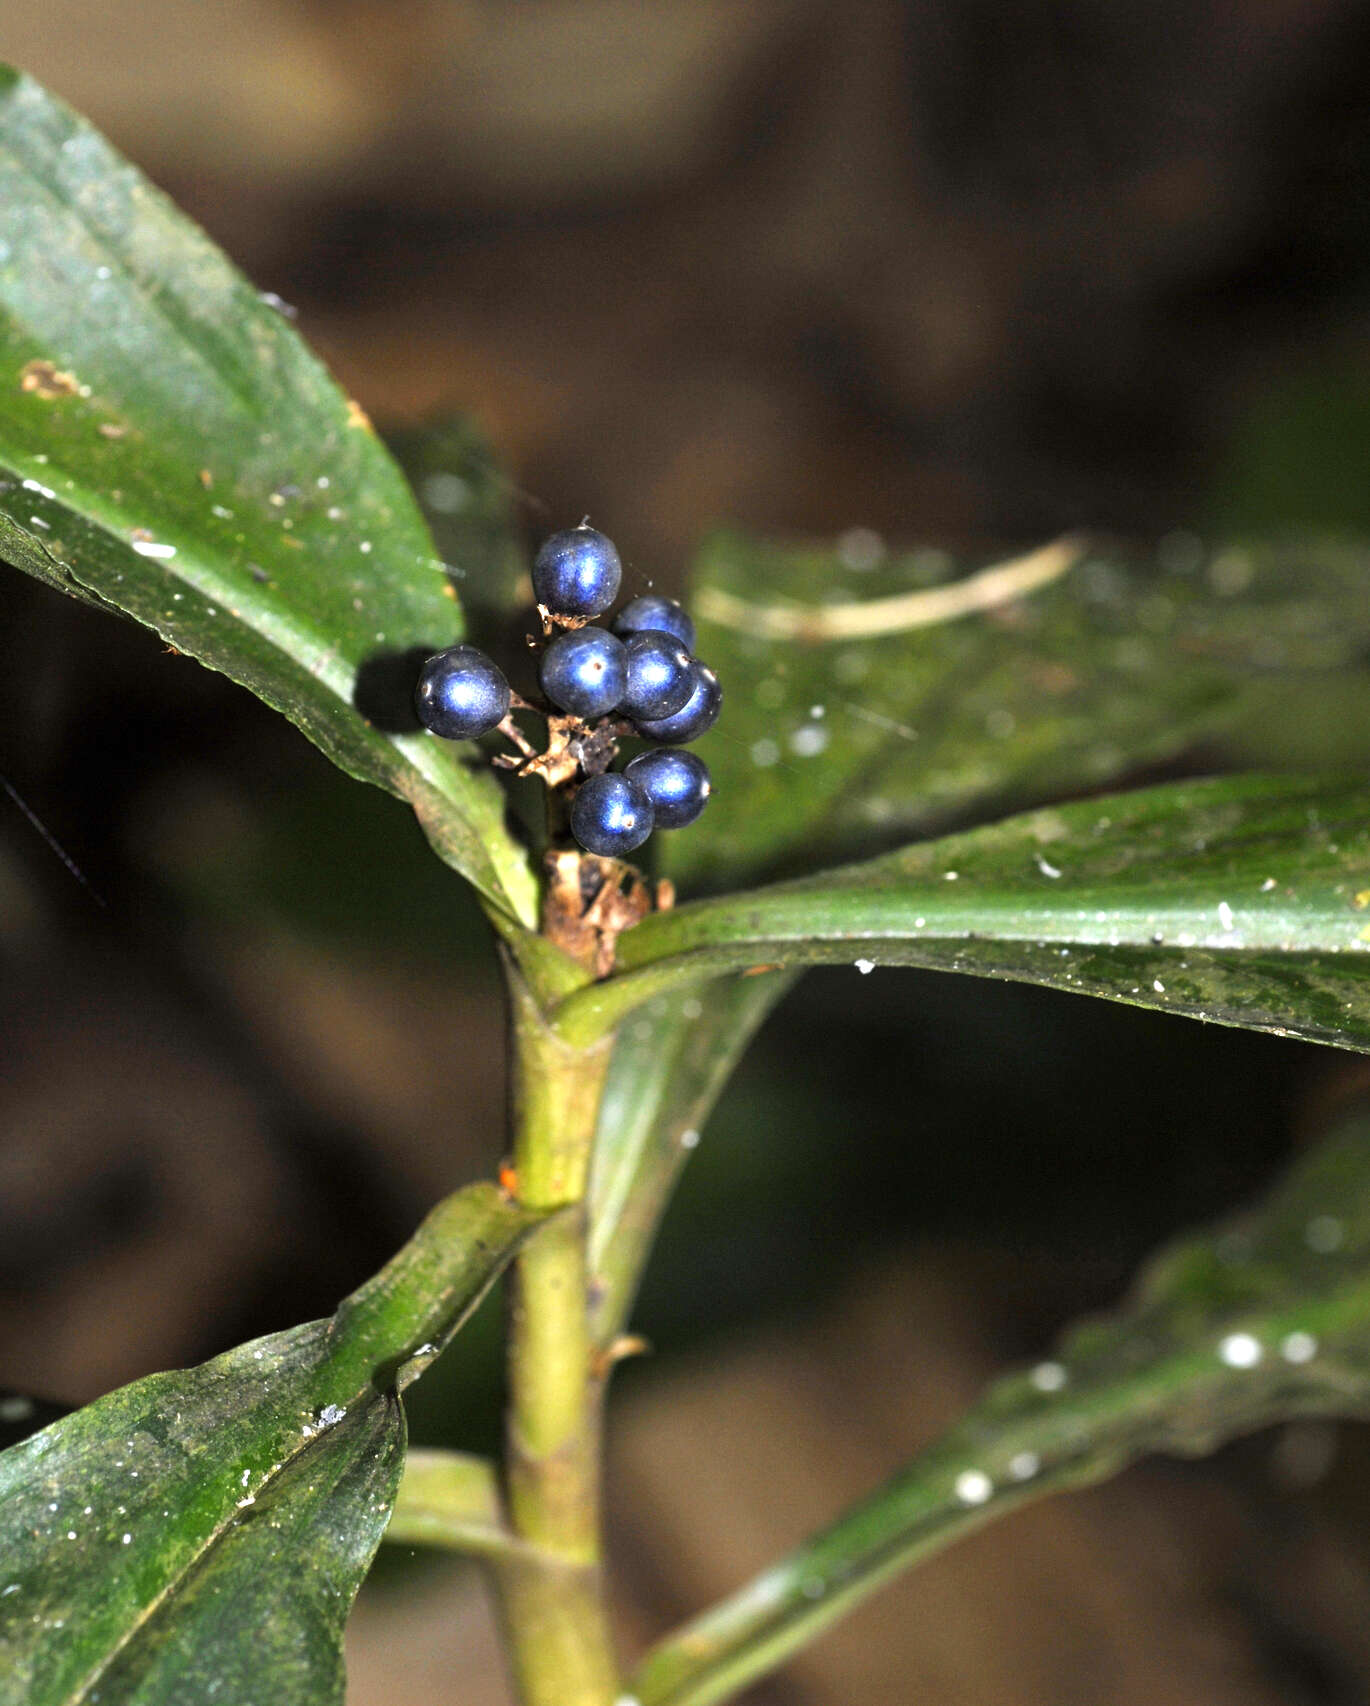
[619,631,695,722]
[532,525,622,617]
[414,644,510,740]
[633,661,721,743]
[614,594,695,652]
[570,772,654,857]
[624,748,711,829]
[539,626,627,719]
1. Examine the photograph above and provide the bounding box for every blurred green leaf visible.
[384,1448,508,1557]
[631,1113,1370,1706]
[1206,353,1370,538]
[588,971,796,1344]
[0,68,536,925]
[671,529,1370,892]
[562,773,1370,1049]
[388,416,530,629]
[0,1184,544,1706]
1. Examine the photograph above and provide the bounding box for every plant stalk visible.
[497,956,620,1706]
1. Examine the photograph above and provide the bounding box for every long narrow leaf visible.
[0,1184,545,1706]
[0,67,536,924]
[588,971,796,1343]
[559,773,1370,1049]
[631,1115,1370,1706]
[671,529,1370,891]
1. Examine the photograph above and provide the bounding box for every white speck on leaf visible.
[1282,1332,1317,1364]
[422,472,469,513]
[854,959,876,975]
[1306,1215,1344,1253]
[1218,900,1235,932]
[1219,1332,1262,1369]
[790,724,829,757]
[955,1469,993,1505]
[1035,854,1062,879]
[836,526,885,571]
[131,539,176,559]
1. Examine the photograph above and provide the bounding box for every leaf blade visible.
[0,67,535,923]
[560,773,1370,1048]
[630,1113,1370,1706]
[671,530,1370,892]
[0,1182,545,1706]
[588,971,796,1344]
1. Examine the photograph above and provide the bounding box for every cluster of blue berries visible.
[414,525,718,859]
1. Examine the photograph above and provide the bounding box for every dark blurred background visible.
[8,3,1370,1700]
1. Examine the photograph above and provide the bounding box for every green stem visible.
[494,1552,623,1706]
[498,956,621,1706]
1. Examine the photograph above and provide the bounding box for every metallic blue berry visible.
[633,661,721,743]
[414,644,510,740]
[620,631,694,722]
[539,626,627,719]
[532,525,622,617]
[570,772,654,857]
[624,748,711,829]
[614,594,695,652]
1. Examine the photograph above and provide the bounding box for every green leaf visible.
[0,68,536,925]
[587,970,796,1344]
[0,1183,545,1706]
[630,1112,1370,1706]
[387,416,530,630]
[384,1448,510,1557]
[671,529,1370,891]
[560,772,1370,1048]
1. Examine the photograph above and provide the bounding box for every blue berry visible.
[414,644,510,740]
[539,626,627,719]
[624,748,711,829]
[633,661,721,743]
[532,525,622,617]
[620,631,694,722]
[614,594,695,652]
[570,772,654,857]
